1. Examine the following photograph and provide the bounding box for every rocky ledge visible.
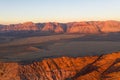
[0,52,120,80]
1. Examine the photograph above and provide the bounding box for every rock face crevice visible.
[0,52,120,80]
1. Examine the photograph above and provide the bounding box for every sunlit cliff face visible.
[0,52,120,80]
[0,21,120,33]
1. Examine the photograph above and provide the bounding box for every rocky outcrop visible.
[67,22,101,34]
[0,52,120,80]
[0,22,39,31]
[98,20,120,33]
[42,22,64,33]
[0,20,120,34]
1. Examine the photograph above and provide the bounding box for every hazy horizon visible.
[0,0,120,24]
[1,20,120,25]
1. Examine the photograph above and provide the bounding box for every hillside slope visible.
[0,52,120,80]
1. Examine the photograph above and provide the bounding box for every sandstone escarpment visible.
[67,22,100,34]
[98,21,120,33]
[0,22,39,31]
[42,22,64,33]
[0,52,120,80]
[0,20,120,34]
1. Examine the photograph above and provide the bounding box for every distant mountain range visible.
[0,20,120,34]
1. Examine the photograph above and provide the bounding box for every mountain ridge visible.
[0,52,120,80]
[0,20,120,34]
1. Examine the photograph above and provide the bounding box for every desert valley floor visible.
[0,34,119,62]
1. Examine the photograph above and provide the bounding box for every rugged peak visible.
[22,22,35,26]
[42,22,64,33]
[42,22,55,31]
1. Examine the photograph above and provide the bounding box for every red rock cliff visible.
[0,52,120,80]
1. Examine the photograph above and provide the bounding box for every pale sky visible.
[0,0,120,24]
